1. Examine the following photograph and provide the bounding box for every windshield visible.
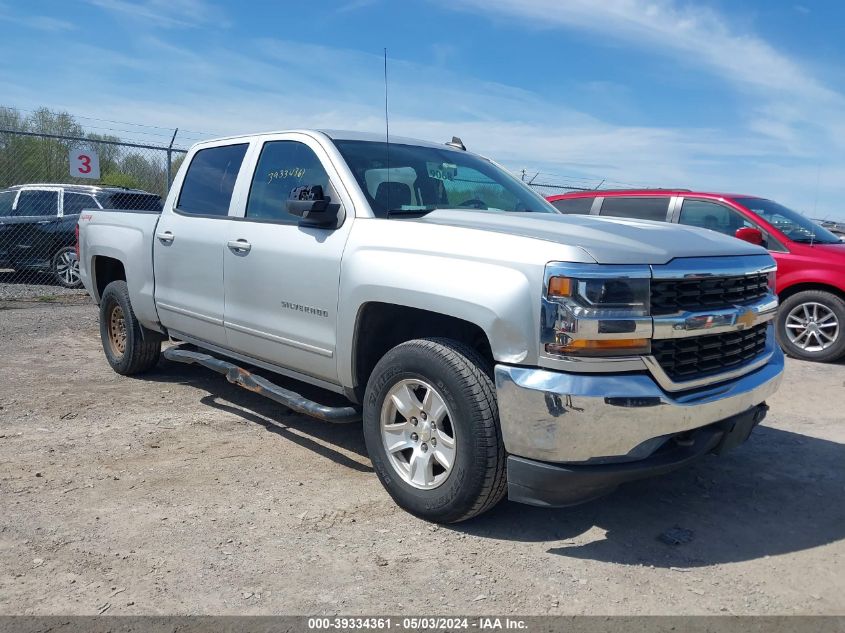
[333,140,557,218]
[734,197,841,244]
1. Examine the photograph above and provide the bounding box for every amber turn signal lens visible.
[548,276,572,297]
[546,338,650,355]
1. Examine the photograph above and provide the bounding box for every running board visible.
[162,346,361,424]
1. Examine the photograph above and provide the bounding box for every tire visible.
[52,246,82,288]
[363,338,506,523]
[776,290,845,362]
[99,280,162,375]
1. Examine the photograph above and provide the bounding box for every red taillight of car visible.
[75,223,80,259]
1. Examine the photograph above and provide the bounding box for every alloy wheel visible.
[380,378,457,490]
[55,249,80,287]
[784,301,840,352]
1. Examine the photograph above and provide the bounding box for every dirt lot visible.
[1,299,843,616]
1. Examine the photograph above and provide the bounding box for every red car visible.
[547,190,845,362]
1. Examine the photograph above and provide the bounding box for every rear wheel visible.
[777,290,845,362]
[99,280,162,374]
[52,246,82,288]
[363,338,506,523]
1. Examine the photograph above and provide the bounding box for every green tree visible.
[0,106,178,194]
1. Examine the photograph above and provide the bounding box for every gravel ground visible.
[0,271,88,301]
[0,301,843,616]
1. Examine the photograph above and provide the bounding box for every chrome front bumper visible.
[494,345,784,463]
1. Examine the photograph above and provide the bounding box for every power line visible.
[2,105,220,138]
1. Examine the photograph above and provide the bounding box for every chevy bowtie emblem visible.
[736,308,756,329]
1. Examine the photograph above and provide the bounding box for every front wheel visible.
[52,246,82,288]
[363,338,506,523]
[776,290,845,362]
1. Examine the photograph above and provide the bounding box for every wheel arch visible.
[349,302,495,402]
[779,281,845,303]
[92,255,127,302]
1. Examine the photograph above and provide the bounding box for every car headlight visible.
[543,270,651,357]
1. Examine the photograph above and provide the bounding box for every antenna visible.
[384,47,390,214]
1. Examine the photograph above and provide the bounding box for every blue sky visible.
[2,0,845,220]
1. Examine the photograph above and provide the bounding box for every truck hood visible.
[417,210,767,265]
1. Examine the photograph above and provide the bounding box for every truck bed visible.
[78,208,162,332]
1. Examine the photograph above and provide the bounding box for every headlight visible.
[543,270,651,357]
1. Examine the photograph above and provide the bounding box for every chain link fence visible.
[0,125,186,302]
[525,181,592,197]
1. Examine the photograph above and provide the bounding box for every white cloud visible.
[4,12,844,221]
[0,3,75,31]
[85,0,227,28]
[334,0,380,14]
[449,0,835,100]
[447,0,845,154]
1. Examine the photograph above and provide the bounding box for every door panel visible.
[223,137,352,383]
[223,222,348,382]
[153,142,250,346]
[153,214,231,345]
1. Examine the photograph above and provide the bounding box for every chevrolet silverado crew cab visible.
[78,130,784,523]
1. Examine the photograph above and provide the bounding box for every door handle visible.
[156,231,175,244]
[227,239,252,253]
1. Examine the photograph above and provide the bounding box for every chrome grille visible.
[651,273,769,316]
[652,323,768,382]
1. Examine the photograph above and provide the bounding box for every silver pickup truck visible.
[78,130,784,522]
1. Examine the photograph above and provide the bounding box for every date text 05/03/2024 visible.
[307,617,528,630]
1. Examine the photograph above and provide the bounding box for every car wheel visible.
[363,338,506,523]
[52,246,82,288]
[99,280,162,375]
[776,290,845,362]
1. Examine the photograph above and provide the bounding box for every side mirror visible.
[286,185,341,228]
[735,226,764,246]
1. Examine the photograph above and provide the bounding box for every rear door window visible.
[550,197,594,214]
[0,190,14,216]
[177,143,249,216]
[63,192,98,215]
[14,190,59,217]
[98,192,162,211]
[598,197,669,221]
